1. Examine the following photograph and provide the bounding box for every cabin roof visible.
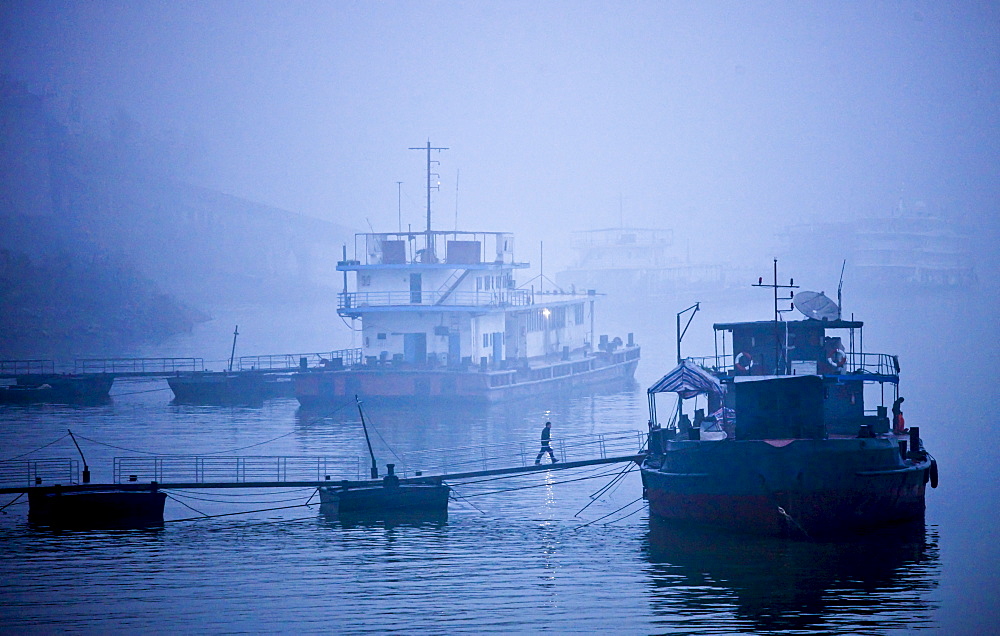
[713,318,864,331]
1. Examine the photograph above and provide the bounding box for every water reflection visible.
[643,517,940,633]
[319,506,449,529]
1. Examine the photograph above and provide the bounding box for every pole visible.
[356,396,378,479]
[408,141,448,260]
[396,181,403,233]
[67,429,90,484]
[676,303,700,364]
[228,325,239,372]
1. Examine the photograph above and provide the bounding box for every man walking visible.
[535,421,557,464]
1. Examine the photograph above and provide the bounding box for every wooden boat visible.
[640,264,938,536]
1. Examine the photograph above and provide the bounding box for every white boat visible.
[294,145,640,406]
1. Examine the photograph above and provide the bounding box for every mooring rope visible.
[0,433,71,462]
[574,496,645,530]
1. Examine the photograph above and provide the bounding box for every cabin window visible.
[574,303,585,325]
[360,275,371,287]
[377,333,386,340]
[483,334,489,348]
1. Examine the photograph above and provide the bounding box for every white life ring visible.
[735,351,753,373]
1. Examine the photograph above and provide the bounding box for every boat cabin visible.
[653,317,899,440]
[337,230,599,370]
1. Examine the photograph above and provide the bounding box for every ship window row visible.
[477,273,514,290]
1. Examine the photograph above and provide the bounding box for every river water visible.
[1,289,996,634]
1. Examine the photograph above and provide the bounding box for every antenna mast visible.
[409,141,448,260]
[752,259,798,374]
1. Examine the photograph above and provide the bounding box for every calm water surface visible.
[0,292,996,634]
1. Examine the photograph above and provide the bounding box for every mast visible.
[409,141,448,261]
[752,259,797,374]
[228,325,239,372]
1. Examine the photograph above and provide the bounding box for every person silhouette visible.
[535,421,557,464]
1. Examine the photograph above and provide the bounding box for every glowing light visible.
[542,308,551,318]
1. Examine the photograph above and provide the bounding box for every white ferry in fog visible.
[294,144,639,406]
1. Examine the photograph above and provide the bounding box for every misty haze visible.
[1,2,997,634]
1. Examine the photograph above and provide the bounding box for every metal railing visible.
[339,289,533,310]
[395,430,646,478]
[74,358,205,374]
[113,456,365,484]
[0,360,56,376]
[353,231,517,266]
[0,459,79,488]
[687,352,899,378]
[238,349,363,371]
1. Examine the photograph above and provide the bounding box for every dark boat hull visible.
[318,483,450,515]
[641,437,930,536]
[28,489,167,528]
[0,374,114,404]
[295,348,639,407]
[168,371,294,404]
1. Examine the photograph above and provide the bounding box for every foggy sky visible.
[2,1,998,274]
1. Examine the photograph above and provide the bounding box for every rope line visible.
[164,489,316,506]
[0,492,25,513]
[449,468,630,498]
[1,433,70,462]
[574,496,645,530]
[166,502,315,523]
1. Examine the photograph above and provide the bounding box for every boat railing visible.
[687,352,899,378]
[353,230,517,266]
[238,349,363,371]
[394,430,646,478]
[113,456,367,484]
[73,358,205,374]
[569,228,674,249]
[0,459,80,488]
[339,289,533,309]
[0,359,56,376]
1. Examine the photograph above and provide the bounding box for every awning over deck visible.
[648,359,725,398]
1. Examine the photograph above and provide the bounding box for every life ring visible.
[735,351,753,373]
[929,458,939,489]
[827,348,846,370]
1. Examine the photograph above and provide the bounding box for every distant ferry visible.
[555,227,734,302]
[852,204,976,288]
[294,144,639,406]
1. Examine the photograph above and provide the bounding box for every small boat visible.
[640,263,937,537]
[167,370,294,404]
[318,466,450,515]
[0,374,114,405]
[167,326,295,404]
[319,398,450,516]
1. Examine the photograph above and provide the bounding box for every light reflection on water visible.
[0,388,941,634]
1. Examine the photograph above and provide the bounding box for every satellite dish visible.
[794,291,841,321]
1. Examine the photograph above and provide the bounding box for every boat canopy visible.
[648,359,725,398]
